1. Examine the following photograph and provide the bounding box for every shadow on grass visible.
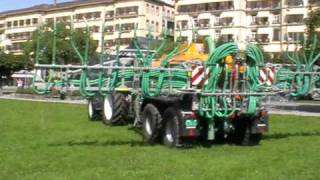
[263,131,320,140]
[49,139,146,147]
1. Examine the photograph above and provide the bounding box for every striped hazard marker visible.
[259,67,275,86]
[191,66,205,86]
[191,66,211,87]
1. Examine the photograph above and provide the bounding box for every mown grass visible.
[0,99,319,180]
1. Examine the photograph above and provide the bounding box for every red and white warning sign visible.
[259,67,275,86]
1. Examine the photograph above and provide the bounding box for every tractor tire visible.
[162,107,182,148]
[233,118,262,146]
[88,98,101,121]
[142,104,162,144]
[102,92,129,126]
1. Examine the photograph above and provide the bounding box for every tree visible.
[23,21,99,65]
[304,7,320,64]
[0,52,32,84]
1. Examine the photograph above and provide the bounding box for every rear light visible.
[188,128,196,137]
[191,111,197,119]
[260,111,268,118]
[235,95,241,101]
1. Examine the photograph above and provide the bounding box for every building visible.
[175,0,320,58]
[0,0,175,54]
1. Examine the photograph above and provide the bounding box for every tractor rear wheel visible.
[162,107,182,148]
[233,118,262,146]
[102,92,129,126]
[142,104,162,144]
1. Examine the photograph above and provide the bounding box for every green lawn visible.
[0,100,319,180]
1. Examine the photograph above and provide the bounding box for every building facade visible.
[175,0,320,58]
[0,0,174,54]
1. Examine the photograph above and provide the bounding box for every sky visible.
[0,0,73,12]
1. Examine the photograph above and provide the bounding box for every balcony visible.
[177,2,234,14]
[247,0,281,10]
[105,11,114,20]
[256,34,270,44]
[116,6,139,18]
[286,0,304,7]
[219,34,235,42]
[75,12,101,22]
[116,23,135,33]
[285,14,304,25]
[105,26,114,34]
[7,32,31,41]
[256,17,269,26]
[218,17,234,26]
[176,21,188,30]
[198,19,210,29]
[309,0,320,6]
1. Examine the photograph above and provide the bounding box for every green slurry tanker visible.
[32,19,275,148]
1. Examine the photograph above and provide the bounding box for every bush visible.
[15,88,34,94]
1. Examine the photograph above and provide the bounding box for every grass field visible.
[0,100,319,180]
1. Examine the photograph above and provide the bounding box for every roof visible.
[0,0,173,17]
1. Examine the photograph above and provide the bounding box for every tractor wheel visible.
[142,104,162,144]
[87,98,101,121]
[102,92,129,126]
[162,107,181,148]
[233,118,262,146]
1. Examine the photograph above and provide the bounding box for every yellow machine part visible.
[152,43,209,67]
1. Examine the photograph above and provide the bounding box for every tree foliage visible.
[304,7,320,64]
[23,22,99,65]
[0,52,32,78]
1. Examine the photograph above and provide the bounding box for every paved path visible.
[0,94,86,104]
[1,94,320,117]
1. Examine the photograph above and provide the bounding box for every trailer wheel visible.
[142,104,162,144]
[102,92,128,125]
[88,99,101,121]
[233,118,262,146]
[162,107,181,148]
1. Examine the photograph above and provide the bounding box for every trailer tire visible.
[102,92,128,126]
[233,118,262,146]
[162,107,181,148]
[142,104,162,144]
[88,99,101,121]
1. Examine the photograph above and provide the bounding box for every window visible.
[6,21,12,28]
[286,32,304,42]
[215,30,221,38]
[105,11,114,19]
[26,19,31,25]
[19,20,24,26]
[93,12,101,19]
[105,26,114,33]
[199,19,210,28]
[273,14,280,24]
[92,26,100,33]
[32,18,38,25]
[273,29,280,41]
[251,16,257,25]
[176,20,188,30]
[13,21,18,27]
[156,22,159,32]
[251,30,257,41]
